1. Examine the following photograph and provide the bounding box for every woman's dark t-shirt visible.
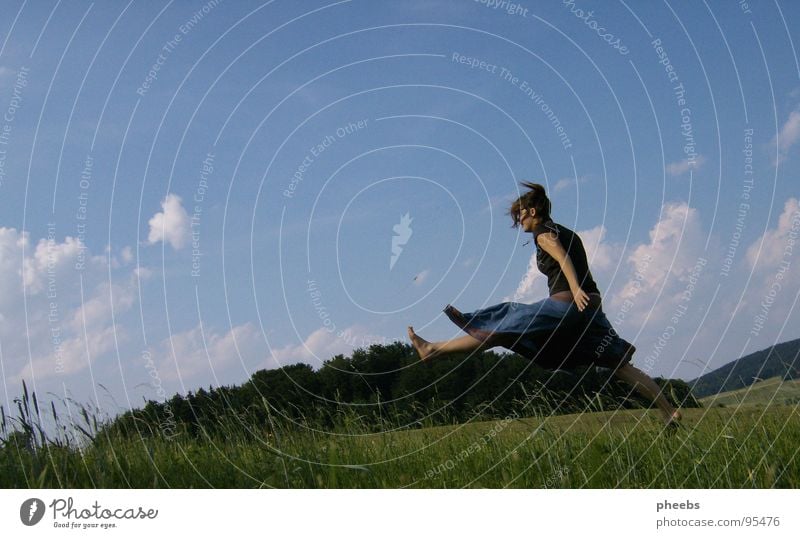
[532,220,600,296]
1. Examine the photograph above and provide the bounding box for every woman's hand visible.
[572,287,590,311]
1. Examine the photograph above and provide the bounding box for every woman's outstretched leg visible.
[408,326,493,361]
[613,361,682,426]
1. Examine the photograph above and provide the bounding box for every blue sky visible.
[0,0,799,417]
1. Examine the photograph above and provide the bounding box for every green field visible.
[3,401,799,488]
[699,376,800,408]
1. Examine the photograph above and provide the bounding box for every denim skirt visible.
[443,298,633,370]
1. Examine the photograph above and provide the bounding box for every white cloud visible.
[573,197,800,378]
[606,203,709,332]
[134,266,155,279]
[746,198,800,268]
[0,228,86,308]
[666,155,706,176]
[0,227,140,385]
[66,279,136,333]
[27,236,85,292]
[121,246,133,264]
[578,225,621,274]
[11,271,139,382]
[504,247,547,303]
[0,227,30,303]
[14,325,122,382]
[0,228,91,296]
[740,198,800,339]
[147,194,190,250]
[268,327,338,367]
[267,324,391,369]
[553,177,574,193]
[152,322,267,382]
[773,107,800,166]
[552,175,589,193]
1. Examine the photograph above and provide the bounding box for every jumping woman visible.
[408,182,682,428]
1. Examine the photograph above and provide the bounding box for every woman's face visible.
[519,207,535,231]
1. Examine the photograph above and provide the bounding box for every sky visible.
[0,0,798,420]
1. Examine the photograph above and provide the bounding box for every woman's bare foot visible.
[664,409,683,430]
[408,326,436,361]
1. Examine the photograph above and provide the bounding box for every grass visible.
[2,383,799,488]
[699,376,800,408]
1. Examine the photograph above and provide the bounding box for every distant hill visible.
[689,338,800,398]
[699,376,800,408]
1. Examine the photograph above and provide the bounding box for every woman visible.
[408,182,682,428]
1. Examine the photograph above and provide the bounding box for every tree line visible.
[103,342,700,439]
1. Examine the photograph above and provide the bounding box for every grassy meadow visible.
[2,382,799,488]
[699,376,800,408]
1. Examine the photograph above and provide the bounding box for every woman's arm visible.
[536,231,590,311]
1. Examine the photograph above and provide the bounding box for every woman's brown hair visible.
[508,181,551,228]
